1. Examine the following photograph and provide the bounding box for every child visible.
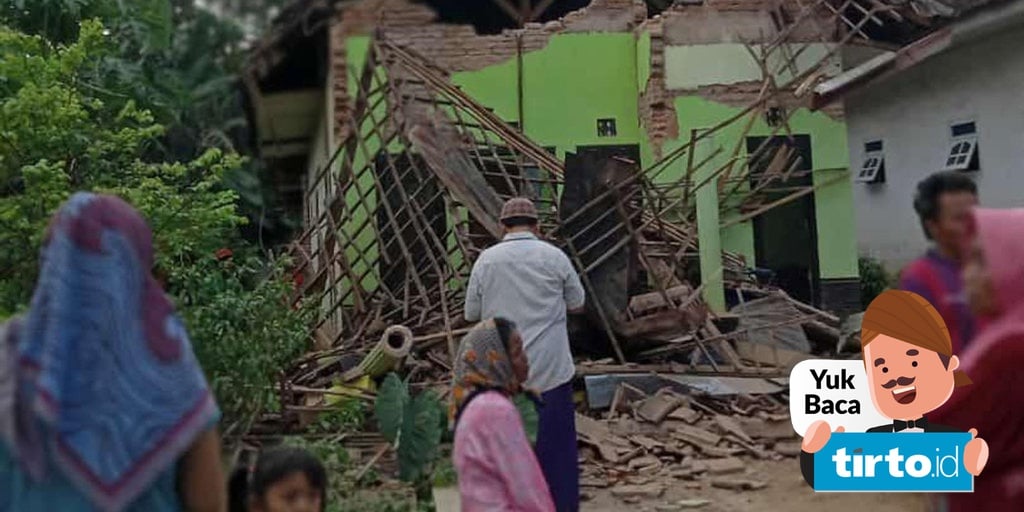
[229,447,327,512]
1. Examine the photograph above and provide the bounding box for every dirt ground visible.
[583,457,929,512]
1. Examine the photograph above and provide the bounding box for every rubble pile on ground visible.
[574,378,799,505]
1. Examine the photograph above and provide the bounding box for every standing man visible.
[464,197,585,512]
[899,171,980,354]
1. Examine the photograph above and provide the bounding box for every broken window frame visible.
[942,122,979,172]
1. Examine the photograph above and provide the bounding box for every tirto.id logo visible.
[833,446,960,479]
[813,433,974,492]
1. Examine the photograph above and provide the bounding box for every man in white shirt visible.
[465,197,585,512]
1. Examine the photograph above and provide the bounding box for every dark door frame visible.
[745,135,821,307]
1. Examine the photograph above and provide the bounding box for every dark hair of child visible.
[228,446,328,512]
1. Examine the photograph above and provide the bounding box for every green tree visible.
[0,20,313,434]
[3,0,300,246]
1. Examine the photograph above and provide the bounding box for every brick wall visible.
[328,0,648,143]
[328,0,842,155]
[638,17,679,157]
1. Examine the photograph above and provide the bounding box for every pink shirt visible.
[453,391,554,512]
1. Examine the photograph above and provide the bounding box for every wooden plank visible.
[673,424,722,448]
[731,294,811,352]
[637,391,686,423]
[628,284,695,315]
[784,292,840,324]
[618,310,690,338]
[408,124,504,239]
[734,340,812,370]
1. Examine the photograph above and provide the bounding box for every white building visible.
[813,0,1024,271]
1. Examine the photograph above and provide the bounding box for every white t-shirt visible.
[464,232,586,393]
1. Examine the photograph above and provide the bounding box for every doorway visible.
[745,135,820,306]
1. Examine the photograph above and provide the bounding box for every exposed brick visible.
[326,0,841,150]
[638,17,679,157]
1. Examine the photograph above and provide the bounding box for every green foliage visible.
[859,256,893,309]
[400,392,442,482]
[0,0,121,44]
[311,399,369,435]
[375,373,444,483]
[174,254,314,432]
[377,374,411,445]
[431,456,457,488]
[0,20,313,433]
[513,393,539,445]
[3,0,299,245]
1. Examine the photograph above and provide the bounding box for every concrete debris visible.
[696,444,745,459]
[713,415,753,444]
[773,441,803,457]
[637,389,688,423]
[577,381,798,500]
[667,406,701,424]
[736,417,796,441]
[730,294,811,352]
[628,455,663,472]
[611,382,650,416]
[611,483,666,499]
[630,435,667,451]
[657,500,713,512]
[695,457,746,475]
[710,478,768,491]
[672,424,723,448]
[674,499,712,509]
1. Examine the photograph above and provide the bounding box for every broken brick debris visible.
[710,478,768,491]
[637,389,688,423]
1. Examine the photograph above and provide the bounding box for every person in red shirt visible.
[929,207,1024,511]
[899,172,980,354]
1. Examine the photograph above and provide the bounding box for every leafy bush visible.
[376,373,444,483]
[0,21,313,433]
[311,399,370,435]
[513,393,539,445]
[859,256,893,309]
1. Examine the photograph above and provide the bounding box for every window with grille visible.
[855,140,885,183]
[942,122,979,172]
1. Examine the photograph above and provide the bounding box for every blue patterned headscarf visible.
[0,192,219,511]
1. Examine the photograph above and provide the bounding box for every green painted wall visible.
[523,33,640,157]
[665,96,858,279]
[339,35,380,297]
[331,32,859,301]
[451,58,520,122]
[453,33,641,159]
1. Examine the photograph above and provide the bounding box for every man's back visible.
[464,232,585,392]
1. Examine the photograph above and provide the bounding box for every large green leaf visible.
[374,373,409,445]
[513,393,539,445]
[397,390,443,482]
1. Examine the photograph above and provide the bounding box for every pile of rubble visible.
[258,0,895,486]
[576,385,800,503]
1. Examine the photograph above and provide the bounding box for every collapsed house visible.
[237,0,958,491]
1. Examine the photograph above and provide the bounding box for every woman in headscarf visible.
[451,318,554,512]
[928,207,1024,511]
[0,192,226,511]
